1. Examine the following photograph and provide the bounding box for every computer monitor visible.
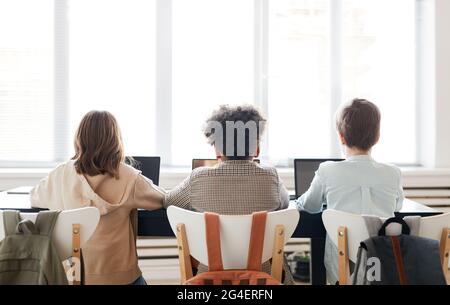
[192,158,260,170]
[294,158,343,198]
[128,156,161,186]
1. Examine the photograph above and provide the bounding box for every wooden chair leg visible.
[440,228,450,281]
[271,225,285,282]
[72,224,81,285]
[338,226,349,285]
[176,223,193,284]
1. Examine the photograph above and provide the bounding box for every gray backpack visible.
[0,210,68,285]
[352,216,447,285]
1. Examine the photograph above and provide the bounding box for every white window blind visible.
[267,0,332,164]
[342,0,417,164]
[68,0,157,158]
[0,0,55,165]
[267,0,417,165]
[171,0,255,165]
[0,0,421,167]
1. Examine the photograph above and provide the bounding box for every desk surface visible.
[0,191,438,214]
[399,198,437,214]
[0,191,35,210]
[288,198,437,214]
[0,190,441,238]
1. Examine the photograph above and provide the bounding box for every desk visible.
[0,192,441,285]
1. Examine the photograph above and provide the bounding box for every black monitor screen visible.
[128,156,161,186]
[294,158,343,198]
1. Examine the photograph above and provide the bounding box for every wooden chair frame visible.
[440,228,450,282]
[337,226,350,285]
[337,226,450,285]
[71,223,81,285]
[175,223,285,284]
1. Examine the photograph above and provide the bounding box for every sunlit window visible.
[342,0,416,164]
[171,0,255,165]
[0,0,54,164]
[69,0,156,157]
[0,0,420,167]
[267,0,331,164]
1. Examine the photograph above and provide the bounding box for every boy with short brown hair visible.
[296,98,404,284]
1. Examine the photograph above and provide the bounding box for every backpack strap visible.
[16,220,39,235]
[204,212,224,272]
[379,217,411,236]
[2,210,21,236]
[246,211,268,271]
[35,211,61,236]
[391,236,408,285]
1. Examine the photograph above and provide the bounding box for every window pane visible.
[69,0,156,157]
[0,0,54,163]
[342,0,417,164]
[267,0,331,165]
[172,0,255,166]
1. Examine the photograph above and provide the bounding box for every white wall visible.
[434,0,450,167]
[419,0,450,168]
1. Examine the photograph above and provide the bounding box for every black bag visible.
[352,217,447,285]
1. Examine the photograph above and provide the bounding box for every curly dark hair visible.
[203,104,266,160]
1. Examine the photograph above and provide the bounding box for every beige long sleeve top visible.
[30,160,165,285]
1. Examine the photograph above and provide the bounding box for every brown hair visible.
[336,98,381,151]
[72,111,124,178]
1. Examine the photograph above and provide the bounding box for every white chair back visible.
[0,207,100,260]
[323,209,450,262]
[167,206,299,270]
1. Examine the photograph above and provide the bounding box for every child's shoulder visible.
[51,160,75,175]
[119,162,141,179]
[317,160,344,171]
[372,160,402,176]
[318,159,401,176]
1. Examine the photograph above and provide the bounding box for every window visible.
[267,0,417,165]
[171,0,255,165]
[267,0,331,164]
[68,0,157,157]
[341,0,416,164]
[0,0,421,167]
[0,0,54,165]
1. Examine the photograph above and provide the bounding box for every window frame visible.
[0,0,423,168]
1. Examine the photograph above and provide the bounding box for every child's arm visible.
[163,175,192,210]
[30,165,64,210]
[278,181,290,210]
[295,172,326,213]
[132,174,166,210]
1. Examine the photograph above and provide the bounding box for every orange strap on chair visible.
[246,211,268,271]
[205,213,224,272]
[204,211,268,272]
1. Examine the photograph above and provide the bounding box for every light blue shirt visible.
[296,155,404,284]
[296,155,404,217]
